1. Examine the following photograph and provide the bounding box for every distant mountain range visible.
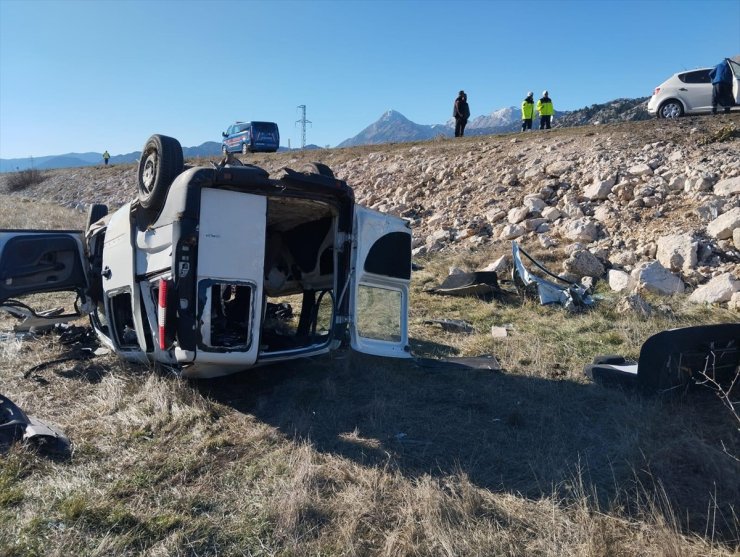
[338,97,650,147]
[1,97,650,172]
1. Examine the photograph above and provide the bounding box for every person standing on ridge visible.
[521,92,535,131]
[537,91,554,130]
[708,58,733,115]
[453,90,470,137]
[102,150,110,166]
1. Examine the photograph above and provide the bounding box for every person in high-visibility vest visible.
[521,92,535,131]
[102,150,110,166]
[536,91,554,130]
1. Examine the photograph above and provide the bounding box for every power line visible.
[295,105,312,149]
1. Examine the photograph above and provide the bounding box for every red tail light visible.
[158,279,169,350]
[653,87,660,95]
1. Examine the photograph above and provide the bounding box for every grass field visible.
[1,194,738,556]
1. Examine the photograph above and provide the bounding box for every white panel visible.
[198,189,266,282]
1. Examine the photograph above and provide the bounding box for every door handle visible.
[678,88,688,91]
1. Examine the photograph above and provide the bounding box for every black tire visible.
[658,100,684,119]
[85,203,108,233]
[303,162,335,178]
[137,134,183,211]
[242,143,248,155]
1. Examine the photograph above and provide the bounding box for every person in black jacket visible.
[453,90,470,137]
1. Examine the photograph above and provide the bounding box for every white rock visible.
[563,249,605,278]
[508,206,529,224]
[656,233,698,272]
[542,206,562,221]
[628,163,653,176]
[524,196,546,214]
[448,266,465,276]
[631,261,685,295]
[616,294,652,317]
[714,176,740,197]
[729,292,740,311]
[485,208,506,223]
[546,160,573,176]
[608,269,631,291]
[667,175,686,192]
[524,218,548,231]
[734,228,740,250]
[583,178,614,200]
[593,205,614,223]
[563,218,599,243]
[500,224,526,240]
[707,207,740,240]
[688,273,740,304]
[490,326,508,338]
[481,255,509,273]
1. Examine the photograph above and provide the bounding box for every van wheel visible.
[85,203,108,233]
[303,162,335,178]
[242,143,248,155]
[137,134,183,212]
[658,100,683,118]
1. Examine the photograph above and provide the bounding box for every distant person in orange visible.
[102,150,110,166]
[453,90,470,137]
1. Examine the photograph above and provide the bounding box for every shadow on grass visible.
[198,351,739,542]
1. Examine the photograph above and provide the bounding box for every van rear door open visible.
[194,188,266,370]
[349,207,412,358]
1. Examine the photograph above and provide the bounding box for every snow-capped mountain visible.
[337,110,449,148]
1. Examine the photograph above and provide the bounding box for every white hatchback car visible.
[647,59,740,118]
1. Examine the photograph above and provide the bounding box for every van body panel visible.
[349,206,412,358]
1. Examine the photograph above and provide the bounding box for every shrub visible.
[6,168,45,192]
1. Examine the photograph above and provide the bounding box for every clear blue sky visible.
[1,0,738,159]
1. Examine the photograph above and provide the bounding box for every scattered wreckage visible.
[0,394,70,455]
[585,323,740,395]
[426,242,595,311]
[0,134,412,378]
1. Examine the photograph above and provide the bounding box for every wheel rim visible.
[141,152,158,194]
[662,103,681,118]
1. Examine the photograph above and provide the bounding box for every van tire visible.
[137,134,183,212]
[85,203,108,234]
[303,162,335,178]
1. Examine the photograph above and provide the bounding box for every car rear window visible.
[678,70,711,84]
[253,123,277,134]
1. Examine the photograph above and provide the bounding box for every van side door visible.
[0,230,88,303]
[349,207,412,358]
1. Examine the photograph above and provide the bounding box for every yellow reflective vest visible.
[521,99,534,119]
[537,97,554,116]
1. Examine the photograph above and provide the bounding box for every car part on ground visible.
[0,394,70,456]
[414,354,501,371]
[584,323,740,395]
[426,271,503,298]
[511,242,595,311]
[423,318,475,333]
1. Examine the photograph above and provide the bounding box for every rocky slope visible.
[2,115,739,307]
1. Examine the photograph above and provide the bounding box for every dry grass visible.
[1,197,739,556]
[0,195,83,230]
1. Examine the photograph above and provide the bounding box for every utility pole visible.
[295,105,312,149]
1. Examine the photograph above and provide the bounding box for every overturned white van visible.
[0,135,412,377]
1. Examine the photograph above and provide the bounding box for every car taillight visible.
[158,279,169,350]
[653,87,660,95]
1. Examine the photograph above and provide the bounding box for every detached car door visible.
[0,231,88,302]
[349,207,412,358]
[729,59,740,104]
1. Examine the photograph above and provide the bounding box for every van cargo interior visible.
[260,197,338,353]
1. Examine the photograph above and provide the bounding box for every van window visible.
[355,285,402,342]
[109,291,139,349]
[237,124,250,133]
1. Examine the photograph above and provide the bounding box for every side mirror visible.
[222,132,228,138]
